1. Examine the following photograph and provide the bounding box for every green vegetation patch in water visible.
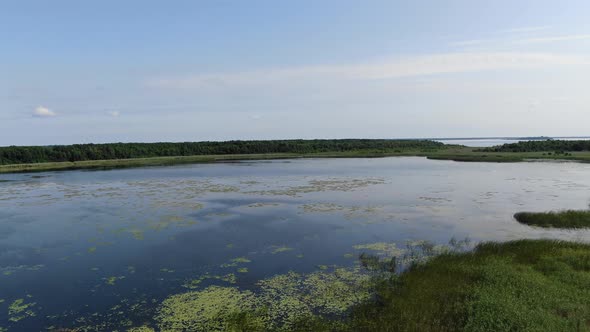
[8,298,36,322]
[156,266,372,331]
[156,286,261,332]
[271,245,294,254]
[515,210,590,228]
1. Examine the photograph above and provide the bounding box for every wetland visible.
[2,157,590,330]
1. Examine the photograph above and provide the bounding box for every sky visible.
[1,0,590,146]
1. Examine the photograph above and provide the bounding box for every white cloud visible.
[515,34,590,44]
[32,106,56,118]
[148,52,590,89]
[107,111,120,117]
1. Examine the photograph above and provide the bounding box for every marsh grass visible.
[346,239,590,331]
[515,210,590,228]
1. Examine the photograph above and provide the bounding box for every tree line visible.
[0,139,444,165]
[481,140,590,153]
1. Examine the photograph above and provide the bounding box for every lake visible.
[1,157,590,330]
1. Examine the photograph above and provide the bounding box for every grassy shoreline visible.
[2,146,590,174]
[131,239,590,331]
[343,239,590,331]
[515,210,590,228]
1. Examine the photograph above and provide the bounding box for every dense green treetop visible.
[0,139,443,165]
[482,140,590,153]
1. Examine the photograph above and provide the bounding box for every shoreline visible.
[2,147,590,174]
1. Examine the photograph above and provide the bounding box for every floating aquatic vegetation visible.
[149,214,197,230]
[245,178,386,197]
[182,273,237,289]
[271,245,294,254]
[158,266,373,331]
[240,180,260,185]
[247,202,281,208]
[231,257,251,263]
[302,267,371,316]
[221,257,251,268]
[317,265,329,270]
[8,298,36,322]
[129,229,144,240]
[301,203,346,213]
[343,253,355,259]
[419,196,452,203]
[88,246,97,254]
[160,268,175,273]
[104,276,126,286]
[296,254,304,259]
[237,268,248,273]
[156,286,260,332]
[353,242,405,257]
[226,243,234,249]
[127,266,136,274]
[0,264,44,277]
[300,202,391,223]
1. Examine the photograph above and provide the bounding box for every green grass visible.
[345,239,590,332]
[515,210,590,229]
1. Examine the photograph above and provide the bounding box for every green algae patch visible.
[88,246,97,254]
[182,273,237,289]
[104,276,126,286]
[158,266,372,331]
[231,257,251,263]
[237,268,248,273]
[353,242,405,257]
[8,298,37,322]
[246,178,386,197]
[1,264,44,277]
[247,202,281,208]
[271,245,294,254]
[156,286,261,332]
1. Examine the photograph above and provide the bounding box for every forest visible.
[0,139,444,165]
[481,139,590,153]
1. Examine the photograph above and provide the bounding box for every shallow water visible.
[1,157,590,330]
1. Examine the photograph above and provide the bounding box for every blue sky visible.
[1,0,590,145]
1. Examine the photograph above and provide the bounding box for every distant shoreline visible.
[2,147,590,174]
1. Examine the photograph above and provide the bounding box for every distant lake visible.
[1,157,590,330]
[437,137,590,147]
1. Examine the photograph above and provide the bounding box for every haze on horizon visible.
[1,0,590,146]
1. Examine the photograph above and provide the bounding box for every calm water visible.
[1,157,590,330]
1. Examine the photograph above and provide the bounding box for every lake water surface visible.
[1,157,590,330]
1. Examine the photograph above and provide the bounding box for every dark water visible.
[1,157,590,330]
